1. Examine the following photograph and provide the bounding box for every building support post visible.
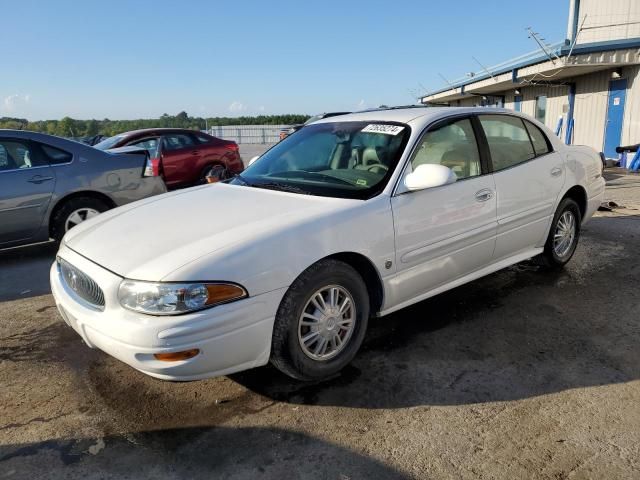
[566,0,580,44]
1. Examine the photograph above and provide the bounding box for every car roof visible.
[117,128,207,138]
[312,106,520,127]
[0,129,97,150]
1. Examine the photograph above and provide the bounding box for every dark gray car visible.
[0,130,167,249]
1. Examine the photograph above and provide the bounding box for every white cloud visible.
[3,94,31,113]
[258,105,265,112]
[228,101,247,113]
[356,99,367,110]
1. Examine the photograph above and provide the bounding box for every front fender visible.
[163,195,396,297]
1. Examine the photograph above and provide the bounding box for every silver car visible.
[0,130,167,249]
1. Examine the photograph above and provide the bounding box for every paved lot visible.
[239,143,273,166]
[1,171,639,479]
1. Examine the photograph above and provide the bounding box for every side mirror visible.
[404,164,457,191]
[248,155,260,166]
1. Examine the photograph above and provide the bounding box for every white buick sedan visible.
[51,107,605,381]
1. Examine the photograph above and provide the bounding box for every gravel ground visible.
[0,170,639,479]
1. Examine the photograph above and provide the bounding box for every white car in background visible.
[50,107,605,381]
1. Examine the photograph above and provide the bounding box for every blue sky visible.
[0,0,568,120]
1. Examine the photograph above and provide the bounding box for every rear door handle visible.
[191,150,199,155]
[475,189,494,202]
[28,175,54,184]
[551,167,563,177]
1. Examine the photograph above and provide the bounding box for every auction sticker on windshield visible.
[361,124,405,135]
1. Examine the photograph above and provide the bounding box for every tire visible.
[270,259,370,381]
[537,197,582,269]
[50,196,110,241]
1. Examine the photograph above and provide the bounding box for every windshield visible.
[94,134,127,150]
[233,121,410,199]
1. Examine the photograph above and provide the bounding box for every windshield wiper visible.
[253,182,311,195]
[280,170,353,186]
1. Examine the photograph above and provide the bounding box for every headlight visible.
[118,280,247,315]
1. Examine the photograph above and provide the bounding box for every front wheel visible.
[537,197,582,269]
[270,259,369,381]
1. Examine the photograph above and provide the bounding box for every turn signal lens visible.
[205,284,246,305]
[154,349,200,362]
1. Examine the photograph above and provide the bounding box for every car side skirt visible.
[377,248,543,317]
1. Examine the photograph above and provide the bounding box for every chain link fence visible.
[207,125,288,144]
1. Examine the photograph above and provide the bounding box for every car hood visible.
[64,183,357,280]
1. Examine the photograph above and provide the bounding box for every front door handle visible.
[28,175,54,184]
[551,167,563,177]
[475,189,494,202]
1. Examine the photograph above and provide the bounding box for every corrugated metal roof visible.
[422,38,640,100]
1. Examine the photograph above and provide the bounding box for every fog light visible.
[153,349,200,362]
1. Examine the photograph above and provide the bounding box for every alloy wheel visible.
[65,208,100,232]
[297,285,356,361]
[553,210,576,258]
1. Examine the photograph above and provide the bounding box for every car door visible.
[477,114,565,260]
[389,117,497,307]
[160,133,200,187]
[0,138,56,245]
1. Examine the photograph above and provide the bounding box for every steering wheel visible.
[366,163,388,173]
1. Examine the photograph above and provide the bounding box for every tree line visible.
[0,112,311,138]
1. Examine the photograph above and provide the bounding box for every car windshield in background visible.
[93,135,127,150]
[234,121,410,199]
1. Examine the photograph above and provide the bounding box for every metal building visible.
[420,0,640,159]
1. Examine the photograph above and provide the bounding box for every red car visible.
[95,128,243,189]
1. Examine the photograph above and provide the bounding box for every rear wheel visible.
[51,196,110,241]
[537,197,582,269]
[270,259,369,381]
[201,164,227,183]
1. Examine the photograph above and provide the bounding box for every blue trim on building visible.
[565,83,576,144]
[423,38,640,99]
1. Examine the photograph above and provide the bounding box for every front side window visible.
[479,115,535,171]
[0,140,42,171]
[410,118,481,180]
[233,121,410,199]
[535,96,547,123]
[162,134,195,151]
[129,137,160,156]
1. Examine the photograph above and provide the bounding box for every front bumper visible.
[50,244,287,380]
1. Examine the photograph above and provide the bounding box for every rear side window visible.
[40,144,73,164]
[478,115,535,171]
[524,120,551,156]
[0,140,44,170]
[195,134,211,144]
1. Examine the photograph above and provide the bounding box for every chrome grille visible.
[57,257,105,310]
